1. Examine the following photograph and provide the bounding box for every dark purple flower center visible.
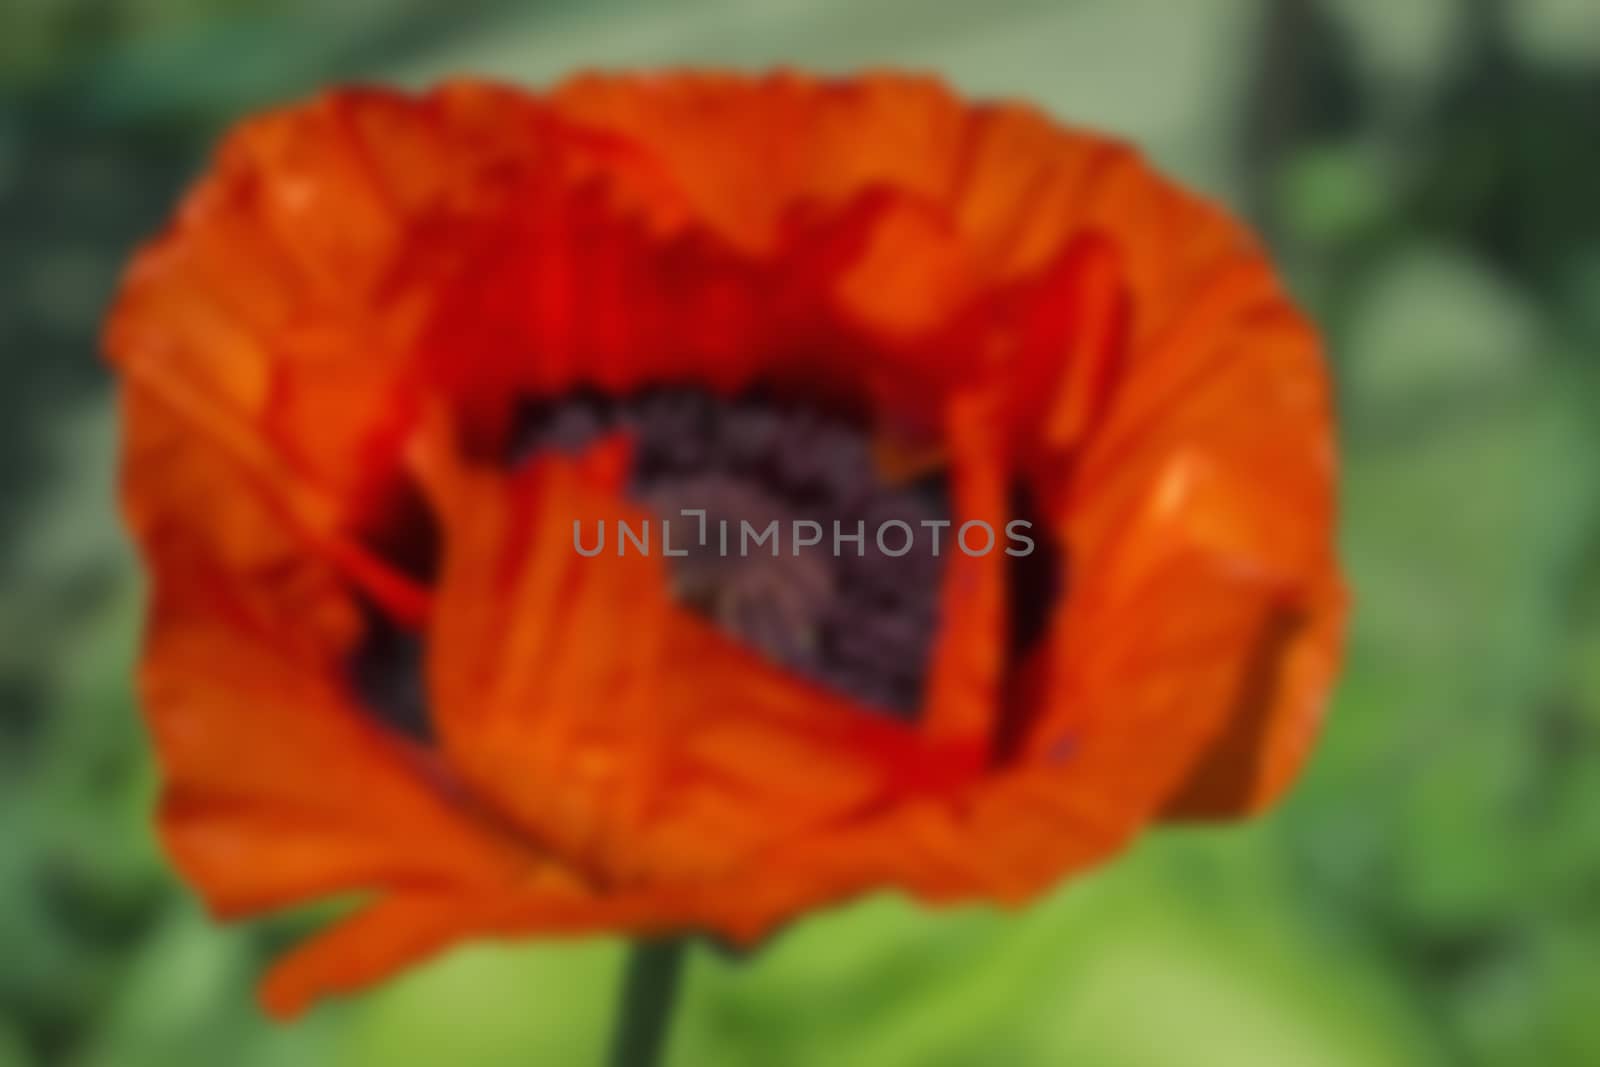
[351,385,1062,747]
[512,386,950,718]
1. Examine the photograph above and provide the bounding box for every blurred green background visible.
[3,0,1599,1064]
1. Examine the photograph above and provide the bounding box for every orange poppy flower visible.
[105,71,1345,1018]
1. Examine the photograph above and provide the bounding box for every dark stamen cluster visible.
[512,386,950,718]
[349,385,1067,747]
[349,604,431,743]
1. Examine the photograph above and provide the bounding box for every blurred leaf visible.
[1509,0,1600,70]
[1342,243,1542,415]
[337,939,617,1067]
[75,906,258,1067]
[1288,330,1600,1062]
[1322,0,1459,114]
[1276,141,1395,247]
[0,1021,30,1067]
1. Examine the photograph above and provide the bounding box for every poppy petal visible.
[125,393,532,915]
[417,426,941,887]
[260,886,684,1020]
[144,602,534,915]
[739,543,1296,911]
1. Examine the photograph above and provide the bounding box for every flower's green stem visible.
[608,939,688,1067]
